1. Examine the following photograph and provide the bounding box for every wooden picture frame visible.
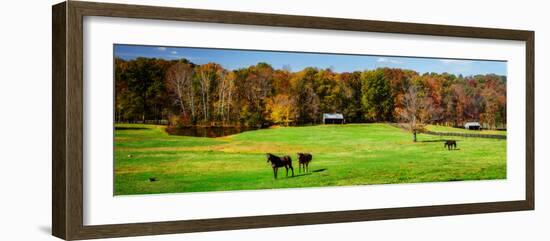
[52,1,534,240]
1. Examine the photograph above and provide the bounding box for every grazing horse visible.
[297,153,313,173]
[444,140,457,150]
[266,153,294,179]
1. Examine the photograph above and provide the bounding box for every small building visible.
[323,113,344,124]
[464,122,481,130]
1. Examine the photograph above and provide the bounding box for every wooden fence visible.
[422,130,506,140]
[388,123,506,140]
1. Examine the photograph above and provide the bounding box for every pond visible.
[165,126,260,138]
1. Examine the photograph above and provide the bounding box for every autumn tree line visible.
[115,57,507,129]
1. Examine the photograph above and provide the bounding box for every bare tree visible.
[166,62,194,119]
[198,65,213,122]
[217,69,228,124]
[187,79,196,121]
[225,72,235,124]
[398,85,442,142]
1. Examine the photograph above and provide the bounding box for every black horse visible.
[266,153,294,179]
[444,140,457,150]
[297,153,313,173]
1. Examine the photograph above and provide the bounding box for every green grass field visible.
[114,123,506,195]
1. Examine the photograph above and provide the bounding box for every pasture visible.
[114,123,506,195]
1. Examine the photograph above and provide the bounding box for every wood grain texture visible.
[525,32,535,209]
[71,1,532,40]
[52,2,67,239]
[51,1,535,240]
[66,2,85,240]
[74,201,530,240]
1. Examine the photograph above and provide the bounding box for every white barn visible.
[464,122,481,130]
[323,113,344,124]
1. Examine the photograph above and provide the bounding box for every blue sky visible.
[114,44,507,76]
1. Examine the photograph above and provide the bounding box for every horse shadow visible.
[419,139,461,143]
[289,168,327,178]
[419,139,447,143]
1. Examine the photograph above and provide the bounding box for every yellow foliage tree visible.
[266,94,298,126]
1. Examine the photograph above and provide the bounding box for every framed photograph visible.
[52,1,534,240]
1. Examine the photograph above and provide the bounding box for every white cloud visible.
[157,47,167,51]
[377,57,403,64]
[171,51,178,54]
